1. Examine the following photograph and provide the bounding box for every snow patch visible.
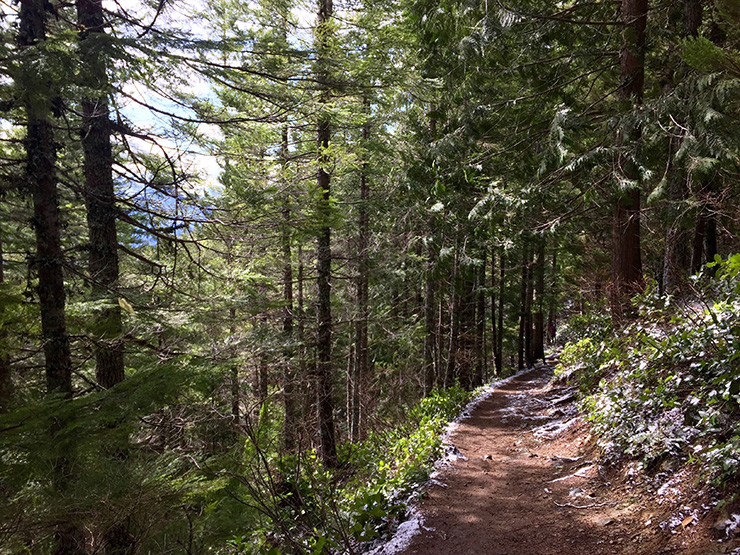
[659,505,699,533]
[532,417,579,439]
[366,507,433,555]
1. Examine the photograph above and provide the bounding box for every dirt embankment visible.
[381,366,740,555]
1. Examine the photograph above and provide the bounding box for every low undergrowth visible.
[557,256,740,488]
[225,384,476,554]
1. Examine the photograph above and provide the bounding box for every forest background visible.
[2,0,740,552]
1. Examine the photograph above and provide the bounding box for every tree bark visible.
[230,307,240,424]
[423,216,437,393]
[20,1,81,552]
[445,241,461,386]
[683,0,702,38]
[662,134,690,296]
[77,0,124,389]
[281,132,299,452]
[496,252,505,375]
[350,100,370,442]
[517,247,528,370]
[0,228,11,412]
[490,251,498,377]
[475,250,486,384]
[20,0,72,399]
[612,0,648,319]
[533,240,545,362]
[524,247,534,368]
[547,247,558,344]
[315,0,337,467]
[662,1,702,295]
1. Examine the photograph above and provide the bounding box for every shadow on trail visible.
[397,367,624,555]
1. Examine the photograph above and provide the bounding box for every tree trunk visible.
[423,216,437,393]
[547,246,558,343]
[20,0,72,398]
[662,0,702,295]
[533,240,545,362]
[20,1,81,552]
[517,247,528,370]
[662,133,690,296]
[281,137,298,452]
[612,0,648,319]
[445,243,461,386]
[0,228,11,412]
[705,204,718,265]
[475,250,486,384]
[350,101,370,442]
[315,0,337,468]
[230,307,240,424]
[683,0,702,38]
[78,0,124,389]
[497,252,505,375]
[490,251,498,377]
[524,247,534,368]
[458,265,477,389]
[297,246,308,441]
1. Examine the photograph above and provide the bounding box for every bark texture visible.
[612,0,648,318]
[78,0,124,389]
[315,0,337,467]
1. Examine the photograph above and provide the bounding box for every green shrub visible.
[567,256,740,484]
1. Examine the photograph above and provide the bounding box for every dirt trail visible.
[386,366,736,555]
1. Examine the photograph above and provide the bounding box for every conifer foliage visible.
[1,0,740,551]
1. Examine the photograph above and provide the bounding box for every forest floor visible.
[374,365,740,555]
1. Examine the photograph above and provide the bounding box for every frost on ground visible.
[367,366,539,555]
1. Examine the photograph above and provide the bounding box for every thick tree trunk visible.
[20,1,81,552]
[612,188,643,316]
[683,0,702,38]
[612,0,648,319]
[314,0,337,467]
[20,0,72,399]
[78,0,124,389]
[705,206,718,265]
[691,211,706,274]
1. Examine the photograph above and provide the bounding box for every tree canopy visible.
[2,0,740,552]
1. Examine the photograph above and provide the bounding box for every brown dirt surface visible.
[389,366,740,555]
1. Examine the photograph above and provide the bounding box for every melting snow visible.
[366,507,434,555]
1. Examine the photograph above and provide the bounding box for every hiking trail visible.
[372,365,738,555]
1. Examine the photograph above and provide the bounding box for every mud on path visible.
[387,366,739,555]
